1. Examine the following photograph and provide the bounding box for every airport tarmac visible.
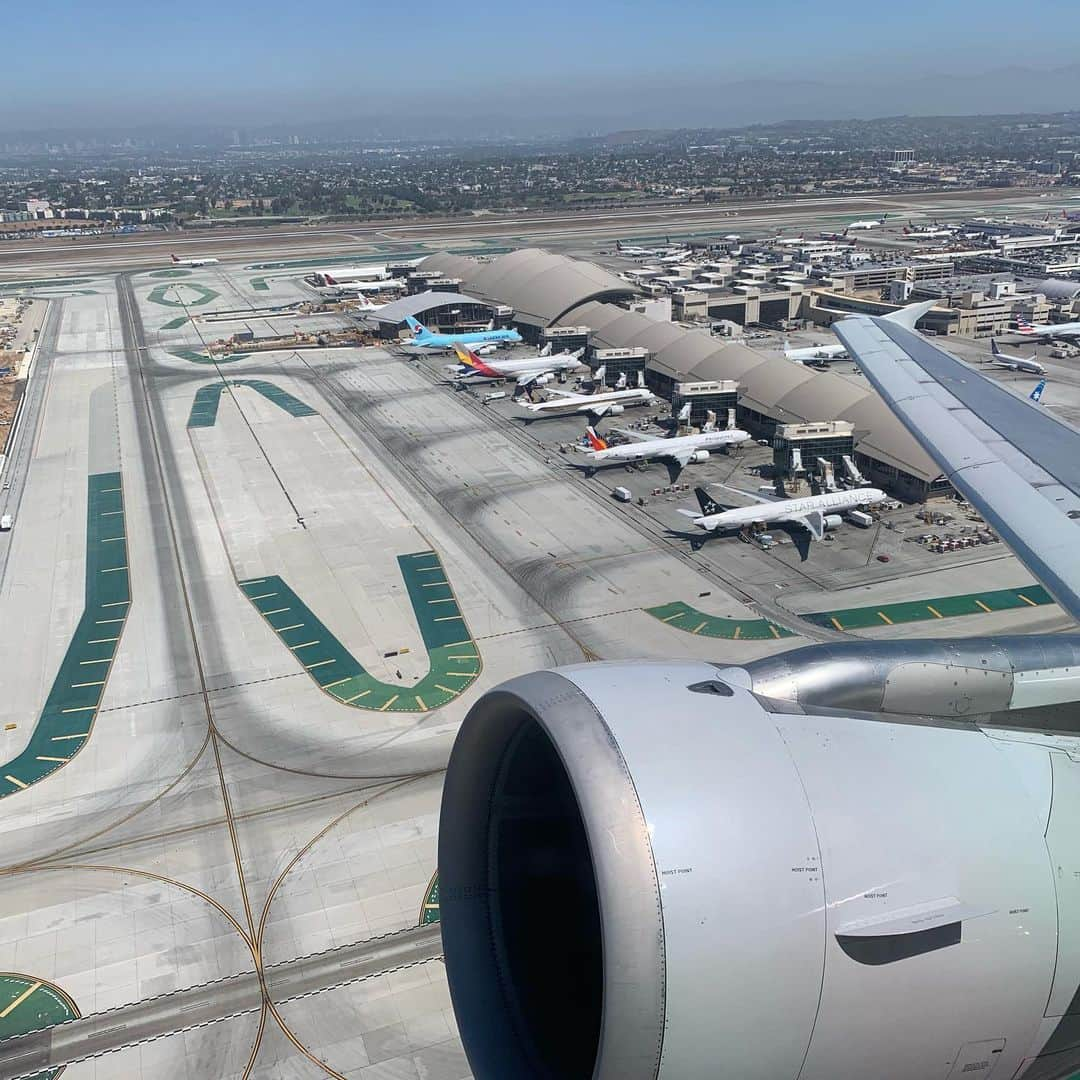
[0,230,1076,1077]
[1,186,1075,278]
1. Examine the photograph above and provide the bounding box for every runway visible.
[0,186,1066,277]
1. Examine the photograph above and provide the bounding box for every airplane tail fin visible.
[404,315,428,337]
[1017,316,1035,334]
[171,254,179,263]
[324,273,339,286]
[991,338,1002,357]
[695,486,723,516]
[585,426,608,451]
[1030,380,1046,404]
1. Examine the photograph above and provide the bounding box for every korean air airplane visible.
[402,315,521,351]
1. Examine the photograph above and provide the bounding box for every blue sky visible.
[4,0,1080,132]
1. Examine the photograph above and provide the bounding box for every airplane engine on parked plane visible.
[604,404,624,416]
[689,449,710,463]
[440,648,1080,1080]
[824,513,843,529]
[532,374,553,386]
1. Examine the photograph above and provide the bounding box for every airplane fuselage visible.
[587,429,750,465]
[407,329,521,351]
[695,488,887,532]
[520,388,653,416]
[453,353,583,381]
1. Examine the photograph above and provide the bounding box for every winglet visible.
[1030,380,1046,404]
[881,298,937,331]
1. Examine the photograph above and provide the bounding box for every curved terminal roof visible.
[418,249,640,327]
[568,299,941,481]
[364,290,498,325]
[1036,278,1080,302]
[415,252,940,482]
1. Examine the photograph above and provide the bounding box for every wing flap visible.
[834,315,1080,621]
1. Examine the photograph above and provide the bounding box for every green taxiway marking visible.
[418,871,440,926]
[239,550,480,713]
[802,584,1054,631]
[148,268,193,279]
[645,602,794,641]
[167,347,250,366]
[0,973,80,1075]
[159,315,190,330]
[187,379,317,427]
[0,277,91,293]
[0,474,130,798]
[146,282,220,308]
[251,277,270,291]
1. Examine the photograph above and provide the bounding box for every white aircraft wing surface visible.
[792,510,826,541]
[516,370,554,389]
[834,315,1080,621]
[609,428,657,443]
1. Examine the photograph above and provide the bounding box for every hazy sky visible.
[4,0,1080,132]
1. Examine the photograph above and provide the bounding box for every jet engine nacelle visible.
[604,404,624,416]
[439,662,1080,1080]
[532,373,553,386]
[689,449,710,463]
[824,513,843,529]
[473,343,498,355]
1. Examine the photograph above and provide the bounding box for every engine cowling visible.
[605,404,624,415]
[689,449,710,463]
[824,512,843,529]
[533,373,553,386]
[439,662,1080,1080]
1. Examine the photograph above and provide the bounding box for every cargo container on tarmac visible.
[847,509,874,528]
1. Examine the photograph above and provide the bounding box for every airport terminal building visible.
[417,249,949,499]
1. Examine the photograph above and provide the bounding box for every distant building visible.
[892,150,916,165]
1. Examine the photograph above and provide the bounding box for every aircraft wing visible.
[791,510,826,542]
[541,388,580,399]
[834,315,1080,621]
[609,427,657,443]
[517,369,554,389]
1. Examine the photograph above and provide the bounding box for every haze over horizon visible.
[4,0,1080,137]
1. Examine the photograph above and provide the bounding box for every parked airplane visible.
[436,215,1080,1080]
[1016,315,1080,341]
[846,212,890,231]
[402,315,521,351]
[313,266,389,286]
[516,381,654,420]
[988,338,1046,375]
[615,240,658,258]
[680,484,887,543]
[783,299,937,363]
[171,254,219,267]
[580,424,750,477]
[447,343,585,388]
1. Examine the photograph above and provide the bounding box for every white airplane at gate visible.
[517,382,654,420]
[581,424,750,475]
[682,484,887,541]
[448,343,586,387]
